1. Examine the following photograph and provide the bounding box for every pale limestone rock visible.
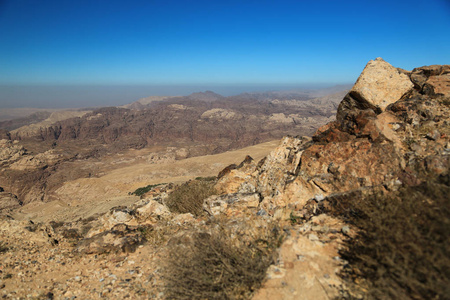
[175,148,189,159]
[9,150,62,170]
[215,158,258,194]
[135,200,171,220]
[200,108,238,120]
[268,113,294,124]
[109,210,133,224]
[350,57,413,111]
[261,176,322,210]
[168,104,187,110]
[256,136,304,199]
[0,139,26,164]
[215,136,309,210]
[204,196,228,215]
[253,215,345,300]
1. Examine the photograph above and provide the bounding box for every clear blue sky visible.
[0,0,449,108]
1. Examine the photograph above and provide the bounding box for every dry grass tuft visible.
[163,222,282,300]
[165,179,217,217]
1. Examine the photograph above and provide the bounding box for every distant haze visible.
[0,84,350,109]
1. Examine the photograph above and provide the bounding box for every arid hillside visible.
[0,88,346,206]
[0,59,448,299]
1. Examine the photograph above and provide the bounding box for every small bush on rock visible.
[163,222,282,300]
[130,183,166,197]
[165,179,216,216]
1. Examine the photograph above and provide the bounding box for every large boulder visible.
[337,58,413,132]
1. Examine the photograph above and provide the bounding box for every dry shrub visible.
[165,179,216,216]
[329,173,450,299]
[163,223,282,300]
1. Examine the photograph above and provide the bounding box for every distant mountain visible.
[121,85,352,110]
[187,91,224,102]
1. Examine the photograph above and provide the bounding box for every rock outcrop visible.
[0,59,448,299]
[217,59,449,213]
[212,59,449,298]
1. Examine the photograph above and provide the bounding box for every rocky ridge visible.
[0,58,448,299]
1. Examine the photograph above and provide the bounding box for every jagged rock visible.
[410,65,450,95]
[337,58,413,132]
[110,208,133,224]
[215,157,258,193]
[256,136,305,199]
[215,137,310,204]
[203,193,260,216]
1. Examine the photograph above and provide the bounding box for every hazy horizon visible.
[0,83,352,109]
[0,0,448,109]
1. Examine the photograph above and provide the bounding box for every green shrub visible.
[194,176,217,181]
[328,174,450,299]
[130,183,166,197]
[165,179,216,217]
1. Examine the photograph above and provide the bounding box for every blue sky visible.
[0,0,449,107]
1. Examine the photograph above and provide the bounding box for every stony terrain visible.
[0,58,448,299]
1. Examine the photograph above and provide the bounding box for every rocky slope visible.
[9,92,342,150]
[0,88,346,206]
[0,59,448,299]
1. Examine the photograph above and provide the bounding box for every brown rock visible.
[0,129,10,140]
[410,65,450,96]
[75,223,146,254]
